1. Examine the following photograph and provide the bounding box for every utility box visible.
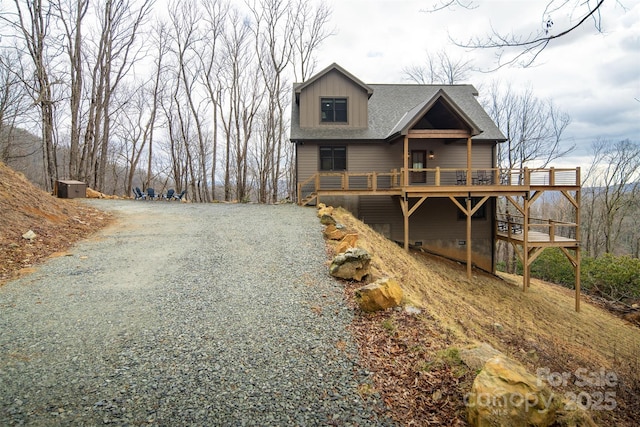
[55,180,87,199]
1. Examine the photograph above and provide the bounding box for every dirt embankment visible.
[0,162,112,284]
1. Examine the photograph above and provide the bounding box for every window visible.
[319,146,346,171]
[321,98,347,123]
[456,197,487,220]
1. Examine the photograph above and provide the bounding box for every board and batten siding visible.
[298,69,368,129]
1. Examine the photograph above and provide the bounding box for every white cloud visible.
[315,0,640,165]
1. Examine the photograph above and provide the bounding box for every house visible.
[290,63,583,310]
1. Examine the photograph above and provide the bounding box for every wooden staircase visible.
[300,192,317,206]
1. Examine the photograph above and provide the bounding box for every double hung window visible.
[321,98,347,123]
[319,146,346,171]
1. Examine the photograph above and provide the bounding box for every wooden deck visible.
[298,167,580,204]
[298,166,582,311]
[496,230,579,246]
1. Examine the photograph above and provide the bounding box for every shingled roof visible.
[290,77,506,143]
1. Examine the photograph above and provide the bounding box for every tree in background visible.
[582,139,640,258]
[1,0,333,200]
[402,49,473,84]
[483,81,573,171]
[0,50,32,164]
[482,82,573,273]
[7,0,59,191]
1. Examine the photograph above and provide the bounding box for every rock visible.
[555,407,598,427]
[355,277,403,312]
[335,233,358,254]
[22,230,37,241]
[317,204,334,217]
[404,305,422,315]
[320,214,336,225]
[329,247,371,281]
[459,343,503,372]
[467,355,560,427]
[323,224,347,241]
[493,322,504,331]
[86,187,103,198]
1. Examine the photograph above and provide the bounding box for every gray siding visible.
[359,196,494,271]
[299,70,368,129]
[297,140,494,184]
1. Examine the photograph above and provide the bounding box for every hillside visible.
[0,162,112,284]
[330,207,640,426]
[1,160,638,425]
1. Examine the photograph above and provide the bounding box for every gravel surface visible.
[0,200,393,426]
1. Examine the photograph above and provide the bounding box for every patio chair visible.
[477,170,491,185]
[146,188,157,199]
[165,189,175,200]
[134,187,146,200]
[456,170,467,185]
[173,189,187,201]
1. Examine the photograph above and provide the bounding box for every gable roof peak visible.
[295,63,374,98]
[387,88,483,138]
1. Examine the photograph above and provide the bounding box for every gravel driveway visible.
[0,200,392,426]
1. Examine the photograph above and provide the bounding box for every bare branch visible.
[420,0,477,13]
[451,0,607,69]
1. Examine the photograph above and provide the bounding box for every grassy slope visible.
[331,207,640,426]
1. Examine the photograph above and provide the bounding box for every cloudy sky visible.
[313,0,640,168]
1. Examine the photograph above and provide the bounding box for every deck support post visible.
[403,136,409,188]
[466,137,472,186]
[523,192,530,291]
[400,196,409,251]
[575,175,581,312]
[575,247,581,312]
[466,196,472,280]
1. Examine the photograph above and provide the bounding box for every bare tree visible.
[249,0,297,203]
[582,139,640,257]
[8,0,60,191]
[198,0,229,201]
[290,0,333,83]
[169,0,211,202]
[483,81,573,171]
[403,49,473,84]
[81,0,153,191]
[0,49,33,162]
[143,19,170,192]
[52,0,88,180]
[218,7,262,202]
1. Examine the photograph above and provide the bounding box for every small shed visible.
[55,180,87,199]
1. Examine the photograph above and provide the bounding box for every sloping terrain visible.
[0,162,111,284]
[330,207,640,426]
[2,161,638,425]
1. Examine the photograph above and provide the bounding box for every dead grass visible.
[330,207,640,426]
[0,162,112,284]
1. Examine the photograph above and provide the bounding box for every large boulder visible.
[468,355,561,427]
[335,233,358,254]
[460,343,503,372]
[323,224,348,241]
[320,214,336,226]
[355,277,403,312]
[317,203,334,218]
[329,247,371,281]
[86,187,104,198]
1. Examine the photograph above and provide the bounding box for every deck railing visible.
[298,167,580,202]
[497,213,578,241]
